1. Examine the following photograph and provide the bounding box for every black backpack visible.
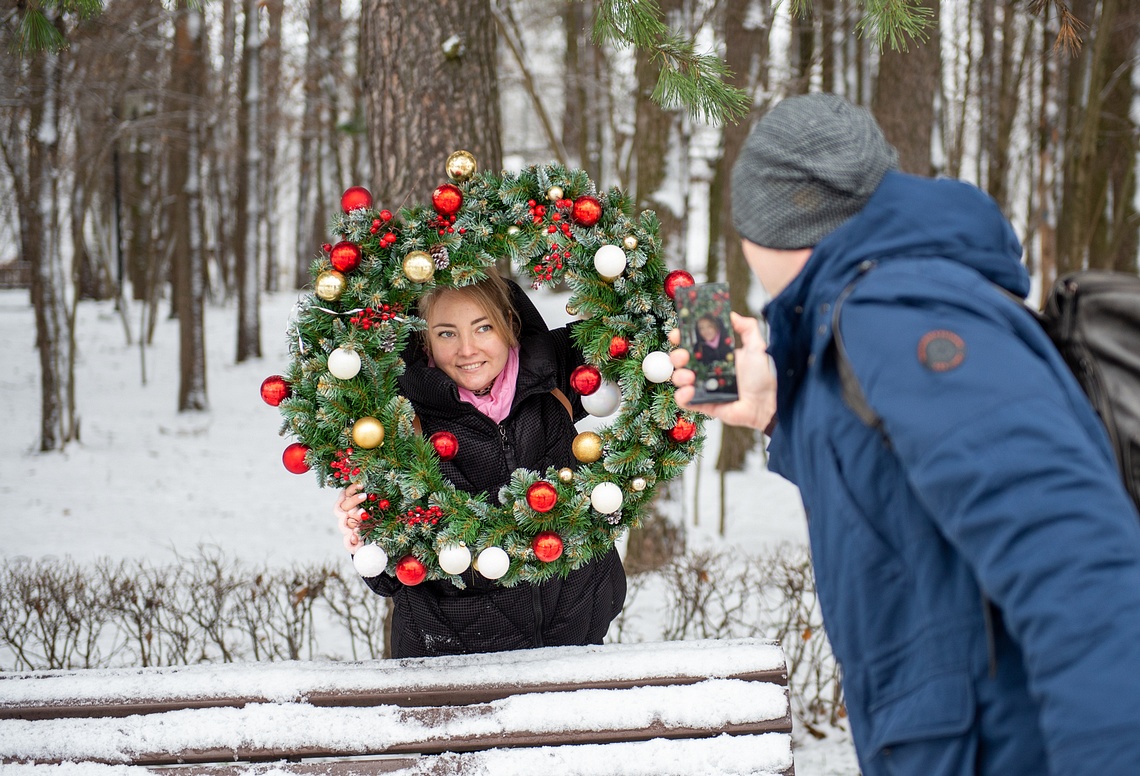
[1038,271,1140,513]
[832,267,1140,514]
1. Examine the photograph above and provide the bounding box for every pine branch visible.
[854,0,934,53]
[591,0,749,124]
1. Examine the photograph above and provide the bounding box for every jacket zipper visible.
[498,422,518,472]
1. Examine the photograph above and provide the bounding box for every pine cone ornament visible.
[379,324,399,352]
[430,244,450,269]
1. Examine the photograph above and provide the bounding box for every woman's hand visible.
[334,482,368,553]
[670,311,778,433]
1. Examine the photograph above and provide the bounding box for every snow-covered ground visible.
[0,287,859,774]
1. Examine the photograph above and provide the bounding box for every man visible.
[671,93,1140,775]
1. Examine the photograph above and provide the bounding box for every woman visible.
[692,314,732,364]
[334,270,626,658]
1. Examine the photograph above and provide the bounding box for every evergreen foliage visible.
[275,161,704,587]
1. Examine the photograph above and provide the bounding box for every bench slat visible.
[1,679,789,767]
[0,638,787,721]
[1,734,795,776]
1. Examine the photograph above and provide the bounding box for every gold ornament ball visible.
[352,416,385,449]
[507,225,521,236]
[631,476,647,492]
[623,235,639,251]
[559,467,574,483]
[446,150,478,182]
[402,251,435,283]
[315,270,347,301]
[572,431,603,463]
[566,303,579,317]
[547,185,564,202]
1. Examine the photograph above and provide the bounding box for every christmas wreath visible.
[262,152,703,587]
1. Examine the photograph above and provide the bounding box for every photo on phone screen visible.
[675,282,738,404]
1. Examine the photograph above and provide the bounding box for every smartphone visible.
[675,282,738,404]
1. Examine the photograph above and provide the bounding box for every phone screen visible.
[675,282,738,404]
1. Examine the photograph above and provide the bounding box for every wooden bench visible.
[0,637,794,775]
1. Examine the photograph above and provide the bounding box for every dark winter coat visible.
[765,170,1140,775]
[364,283,626,658]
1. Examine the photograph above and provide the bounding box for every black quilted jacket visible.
[363,283,627,658]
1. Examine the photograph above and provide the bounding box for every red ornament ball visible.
[395,555,427,586]
[341,186,373,213]
[260,375,291,406]
[430,431,459,461]
[282,442,311,474]
[526,481,559,513]
[571,195,602,227]
[664,269,696,300]
[329,241,362,273]
[532,531,564,563]
[570,364,602,396]
[608,336,630,359]
[667,417,698,444]
[432,183,464,216]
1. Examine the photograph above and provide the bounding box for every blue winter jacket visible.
[764,171,1140,775]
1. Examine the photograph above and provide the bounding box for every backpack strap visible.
[831,261,892,448]
[549,387,574,418]
[411,388,574,436]
[831,260,1009,676]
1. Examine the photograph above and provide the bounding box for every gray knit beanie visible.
[731,93,898,250]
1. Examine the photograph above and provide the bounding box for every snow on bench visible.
[0,637,794,775]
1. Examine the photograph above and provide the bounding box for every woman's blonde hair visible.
[417,269,520,356]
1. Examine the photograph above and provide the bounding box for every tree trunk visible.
[633,0,685,267]
[713,0,769,475]
[262,0,284,292]
[170,8,209,411]
[1056,0,1113,273]
[295,0,331,289]
[872,0,940,175]
[1,22,80,451]
[1091,0,1138,273]
[361,0,502,208]
[235,0,263,362]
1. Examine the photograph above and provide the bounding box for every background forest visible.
[2,0,1137,465]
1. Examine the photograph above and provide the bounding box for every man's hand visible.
[670,311,777,433]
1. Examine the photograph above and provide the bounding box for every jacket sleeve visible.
[839,269,1140,771]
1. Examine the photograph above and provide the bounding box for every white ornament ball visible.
[476,546,511,580]
[591,481,624,514]
[352,543,388,577]
[581,379,621,417]
[438,544,472,575]
[327,347,362,380]
[593,244,627,279]
[641,350,674,383]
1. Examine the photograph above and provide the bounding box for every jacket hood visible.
[775,171,1026,315]
[763,171,1026,406]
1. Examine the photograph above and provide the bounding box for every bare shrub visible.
[0,545,842,734]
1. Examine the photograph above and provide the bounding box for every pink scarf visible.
[456,346,520,423]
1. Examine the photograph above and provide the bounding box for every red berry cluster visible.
[349,304,400,329]
[330,447,360,483]
[532,248,571,282]
[403,504,443,527]
[525,198,577,282]
[432,212,458,236]
[367,209,394,233]
[356,494,392,528]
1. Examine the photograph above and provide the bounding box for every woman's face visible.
[697,317,719,341]
[424,289,510,393]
